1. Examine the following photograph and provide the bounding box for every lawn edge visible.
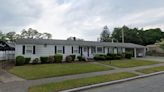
[61,71,164,92]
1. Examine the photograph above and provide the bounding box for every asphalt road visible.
[80,74,164,92]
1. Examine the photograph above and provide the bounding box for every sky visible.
[0,0,164,41]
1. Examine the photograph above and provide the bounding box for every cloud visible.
[0,0,164,40]
[0,0,42,31]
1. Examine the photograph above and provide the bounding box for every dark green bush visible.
[54,54,63,63]
[48,56,54,63]
[106,56,112,60]
[32,58,39,64]
[115,56,122,59]
[94,54,106,61]
[125,53,132,59]
[16,56,25,66]
[40,57,49,64]
[77,56,83,61]
[107,53,123,60]
[25,57,31,64]
[65,56,73,63]
[70,55,76,61]
[107,53,117,60]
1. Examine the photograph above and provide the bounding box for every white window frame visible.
[25,45,33,54]
[73,46,79,53]
[57,46,63,54]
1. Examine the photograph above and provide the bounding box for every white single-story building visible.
[15,39,146,61]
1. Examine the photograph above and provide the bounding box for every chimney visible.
[73,37,76,41]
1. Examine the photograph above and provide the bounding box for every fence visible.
[0,51,15,70]
[0,60,15,70]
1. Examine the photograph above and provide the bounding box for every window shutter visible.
[87,47,89,57]
[22,45,25,54]
[63,46,65,54]
[72,46,73,54]
[33,46,35,54]
[55,46,57,54]
[79,46,81,53]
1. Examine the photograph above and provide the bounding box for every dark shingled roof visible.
[15,39,145,48]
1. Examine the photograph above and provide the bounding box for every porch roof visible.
[16,39,145,48]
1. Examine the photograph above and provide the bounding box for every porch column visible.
[89,47,92,57]
[134,48,137,58]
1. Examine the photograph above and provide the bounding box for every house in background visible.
[15,39,146,61]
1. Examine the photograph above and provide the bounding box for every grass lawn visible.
[136,66,164,74]
[29,72,138,92]
[100,60,159,68]
[9,62,113,80]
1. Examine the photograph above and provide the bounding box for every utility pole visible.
[122,28,124,43]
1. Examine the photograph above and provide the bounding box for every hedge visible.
[65,56,72,63]
[70,55,76,61]
[16,56,25,66]
[25,57,31,64]
[94,54,106,60]
[125,53,132,59]
[77,56,86,61]
[54,54,63,63]
[40,57,49,64]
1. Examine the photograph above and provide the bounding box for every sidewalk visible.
[1,63,164,92]
[0,70,25,83]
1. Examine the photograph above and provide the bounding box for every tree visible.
[6,32,16,41]
[20,28,52,39]
[143,28,162,45]
[41,33,52,39]
[100,25,111,42]
[112,26,163,45]
[0,31,6,41]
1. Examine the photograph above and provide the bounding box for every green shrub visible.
[25,57,31,64]
[32,58,39,64]
[94,54,106,61]
[16,56,25,66]
[40,57,49,64]
[125,53,132,59]
[107,53,123,60]
[48,56,54,63]
[70,55,76,61]
[65,56,73,63]
[107,53,117,60]
[54,54,63,63]
[115,56,122,59]
[106,56,112,60]
[77,56,83,61]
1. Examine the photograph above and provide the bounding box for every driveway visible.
[80,73,164,92]
[135,56,164,62]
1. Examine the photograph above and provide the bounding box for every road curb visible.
[61,71,164,92]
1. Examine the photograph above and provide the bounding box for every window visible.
[118,48,122,54]
[26,46,33,54]
[103,47,105,53]
[108,47,114,53]
[57,50,63,53]
[91,47,96,54]
[73,50,78,53]
[97,47,103,53]
[72,46,79,53]
[57,46,63,54]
